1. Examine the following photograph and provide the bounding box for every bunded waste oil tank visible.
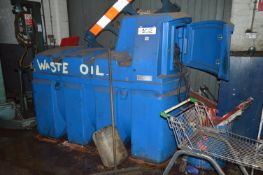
[33,12,233,163]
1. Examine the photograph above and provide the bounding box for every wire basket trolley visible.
[161,98,263,175]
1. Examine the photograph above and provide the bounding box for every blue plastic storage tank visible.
[32,12,233,163]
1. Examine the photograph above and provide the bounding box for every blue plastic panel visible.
[94,86,131,143]
[182,21,233,80]
[33,78,66,138]
[131,89,178,163]
[63,82,96,145]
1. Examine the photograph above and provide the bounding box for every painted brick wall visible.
[231,0,263,51]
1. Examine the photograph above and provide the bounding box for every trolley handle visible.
[160,97,197,118]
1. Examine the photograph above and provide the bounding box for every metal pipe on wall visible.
[41,0,48,49]
[0,60,6,103]
[48,0,55,46]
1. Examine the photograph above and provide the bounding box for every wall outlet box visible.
[246,32,257,39]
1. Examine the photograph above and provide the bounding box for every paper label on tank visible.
[138,27,156,35]
[137,75,153,81]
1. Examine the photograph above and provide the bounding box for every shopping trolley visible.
[161,98,263,175]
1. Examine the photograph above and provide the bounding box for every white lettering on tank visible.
[63,63,69,74]
[37,59,46,70]
[36,60,104,76]
[90,66,94,75]
[80,64,89,75]
[55,63,62,72]
[96,65,104,76]
[79,64,104,76]
[50,62,56,73]
[45,62,50,69]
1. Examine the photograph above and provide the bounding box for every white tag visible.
[137,75,152,81]
[246,32,257,39]
[138,27,156,35]
[24,14,32,20]
[37,24,42,32]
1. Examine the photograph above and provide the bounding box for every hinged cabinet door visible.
[182,21,233,80]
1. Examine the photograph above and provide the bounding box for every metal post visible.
[18,68,25,115]
[108,49,117,170]
[41,0,48,49]
[0,60,6,103]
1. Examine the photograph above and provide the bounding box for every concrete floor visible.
[0,129,262,175]
[0,129,164,175]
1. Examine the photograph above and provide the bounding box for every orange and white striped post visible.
[89,0,134,36]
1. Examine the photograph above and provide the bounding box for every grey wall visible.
[67,0,233,100]
[0,0,17,44]
[133,0,232,22]
[68,0,232,46]
[231,0,263,51]
[68,0,118,47]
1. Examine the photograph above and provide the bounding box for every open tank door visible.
[181,21,233,80]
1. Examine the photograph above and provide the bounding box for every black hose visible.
[19,47,33,70]
[174,44,190,102]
